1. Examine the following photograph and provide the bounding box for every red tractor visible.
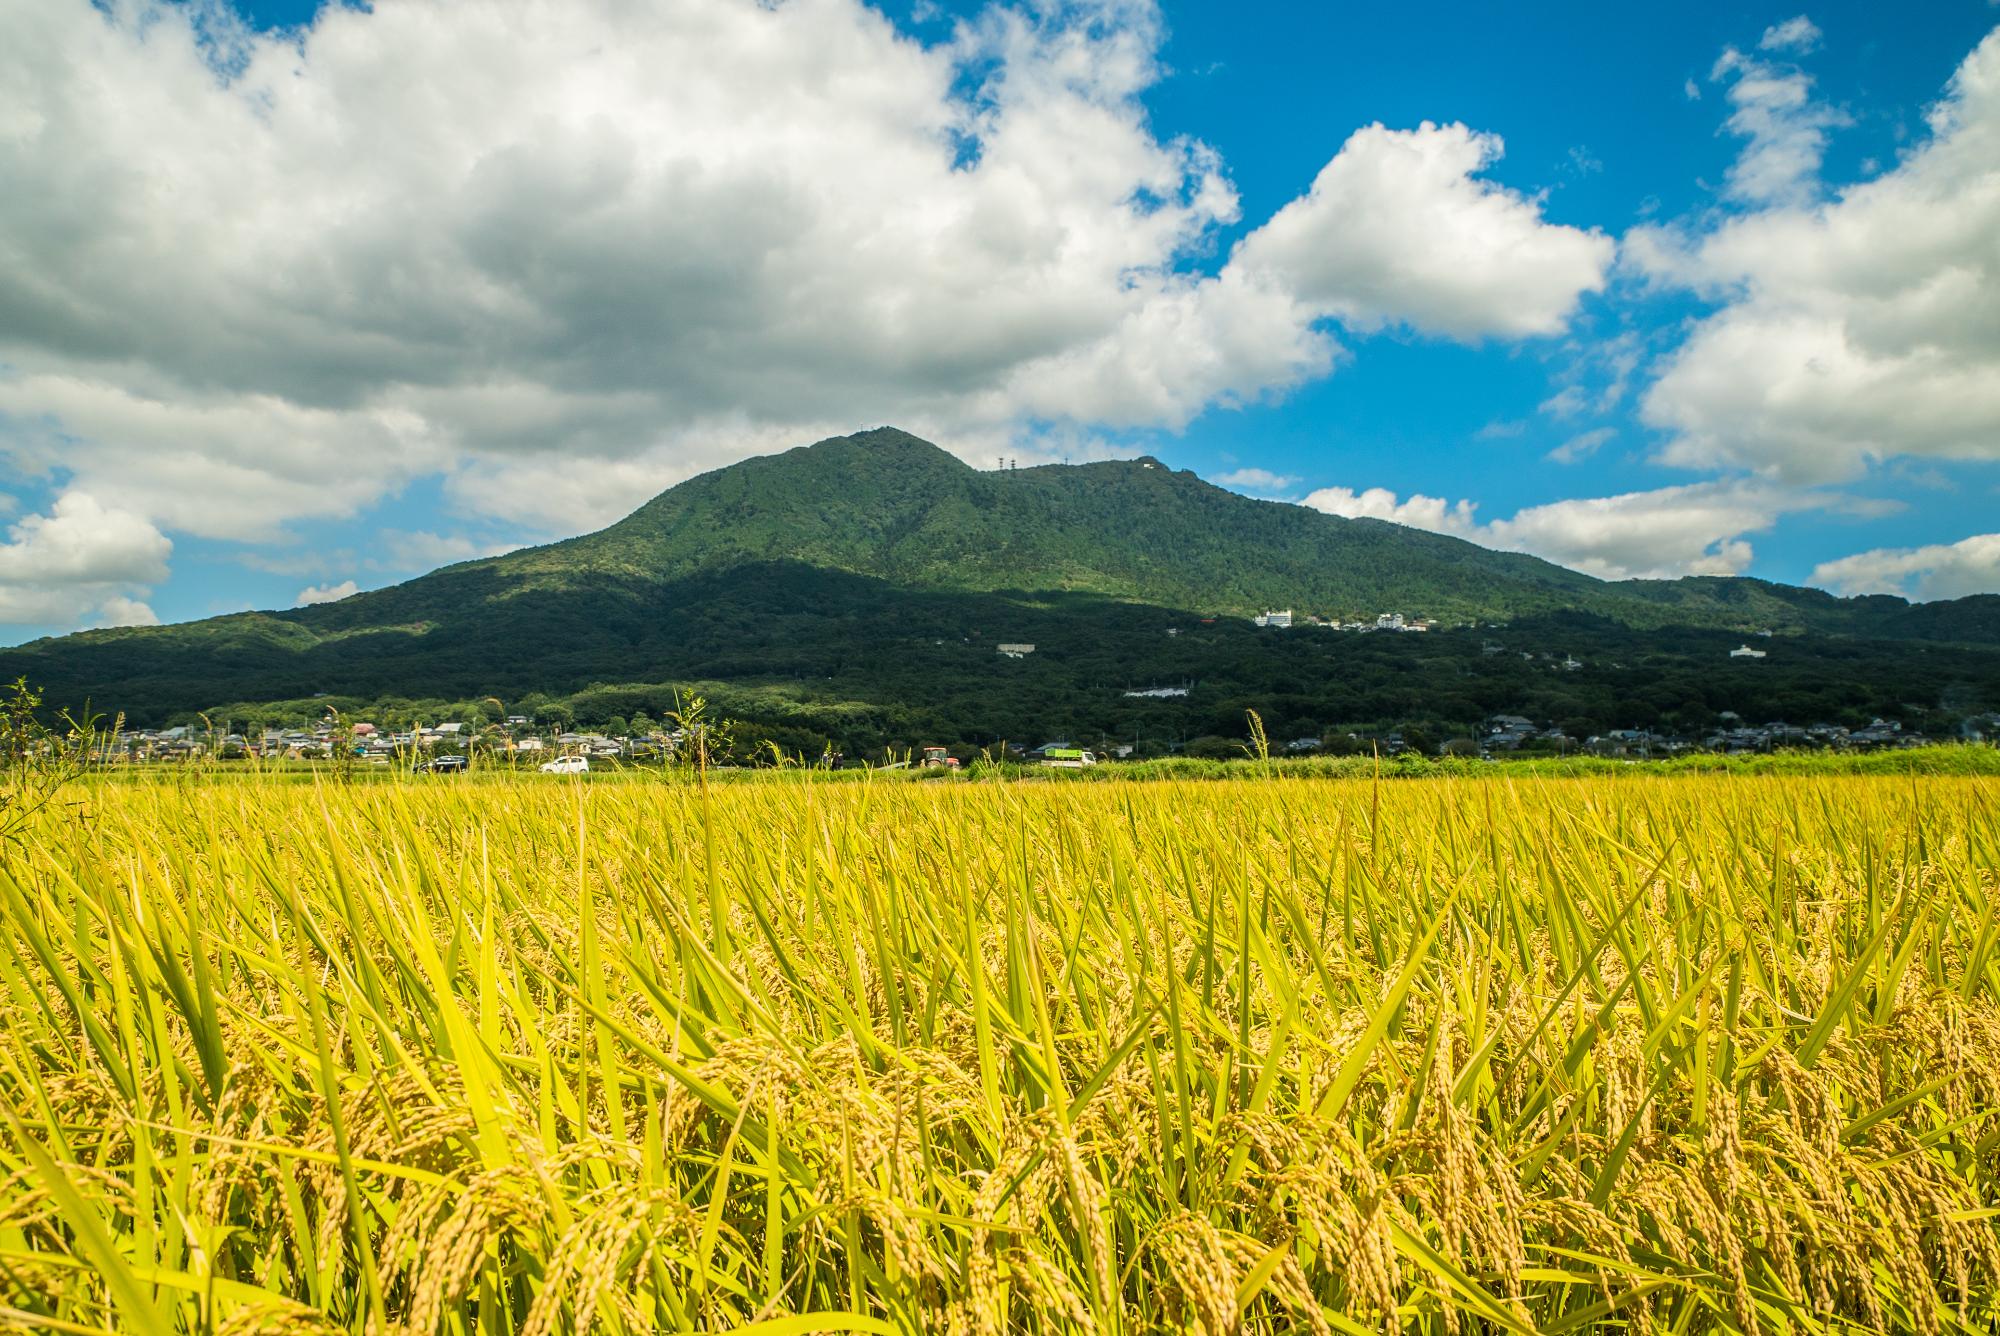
[920,746,961,770]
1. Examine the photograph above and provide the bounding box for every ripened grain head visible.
[1,769,1997,1333]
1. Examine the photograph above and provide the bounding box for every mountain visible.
[6,427,1996,741]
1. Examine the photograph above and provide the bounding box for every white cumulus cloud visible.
[1811,533,2000,600]
[1301,479,1836,581]
[1479,482,1802,580]
[1707,42,1848,207]
[1300,486,1481,536]
[1704,35,1856,209]
[0,0,1610,569]
[0,491,170,628]
[1637,26,2000,483]
[1214,467,1300,493]
[1759,16,1823,54]
[91,595,161,628]
[295,580,360,607]
[380,531,520,572]
[1229,122,1614,340]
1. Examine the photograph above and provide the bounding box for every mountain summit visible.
[446,425,1603,619]
[5,427,1993,722]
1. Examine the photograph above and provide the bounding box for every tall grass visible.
[3,773,1997,1333]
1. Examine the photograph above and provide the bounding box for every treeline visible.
[147,608,2000,763]
[84,743,2000,784]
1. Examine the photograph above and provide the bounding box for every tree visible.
[666,690,737,791]
[321,707,358,783]
[0,678,96,852]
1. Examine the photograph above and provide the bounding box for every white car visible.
[539,755,590,774]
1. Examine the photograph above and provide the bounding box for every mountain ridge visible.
[5,426,1993,725]
[255,427,1963,636]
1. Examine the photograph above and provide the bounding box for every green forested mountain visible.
[279,427,1984,634]
[6,427,1997,736]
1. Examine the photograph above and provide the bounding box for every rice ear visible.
[2,771,1996,1334]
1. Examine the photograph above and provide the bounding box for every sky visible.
[3,0,1999,643]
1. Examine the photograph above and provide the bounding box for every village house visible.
[1482,715,1540,750]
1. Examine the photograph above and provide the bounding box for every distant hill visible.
[279,427,1981,634]
[5,427,1994,730]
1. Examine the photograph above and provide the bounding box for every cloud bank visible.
[295,580,360,607]
[1301,479,1835,582]
[7,2,1995,622]
[1812,533,2000,601]
[0,492,168,628]
[1635,28,2000,486]
[0,0,1608,631]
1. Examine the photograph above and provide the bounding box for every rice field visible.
[3,772,1998,1334]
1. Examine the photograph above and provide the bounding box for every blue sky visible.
[4,0,1999,642]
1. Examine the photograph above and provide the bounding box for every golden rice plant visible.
[2,771,1998,1333]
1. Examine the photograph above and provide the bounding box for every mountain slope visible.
[4,427,1990,722]
[303,427,1610,630]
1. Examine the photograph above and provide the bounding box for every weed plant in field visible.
[1,773,1998,1333]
